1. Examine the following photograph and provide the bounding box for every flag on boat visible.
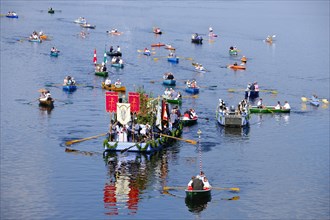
[162,100,168,121]
[128,92,140,113]
[105,92,118,112]
[93,48,97,64]
[156,98,162,131]
[103,49,107,64]
[117,103,131,125]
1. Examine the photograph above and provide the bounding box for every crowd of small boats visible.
[6,7,327,205]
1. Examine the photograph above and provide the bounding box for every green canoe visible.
[249,106,290,113]
[95,71,108,77]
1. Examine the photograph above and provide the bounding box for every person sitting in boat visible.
[192,176,204,190]
[168,52,175,57]
[101,63,107,72]
[257,98,263,109]
[311,94,319,102]
[275,101,282,110]
[282,101,291,110]
[189,109,198,119]
[111,57,117,63]
[192,33,198,39]
[169,109,178,130]
[209,26,213,32]
[186,80,191,87]
[144,48,150,53]
[51,47,56,52]
[116,46,121,52]
[118,58,123,65]
[197,64,205,71]
[163,88,170,96]
[196,171,206,180]
[187,176,195,190]
[105,77,111,86]
[203,177,211,190]
[109,46,114,53]
[233,62,238,66]
[167,72,174,80]
[176,92,182,100]
[183,111,190,120]
[40,90,52,101]
[190,80,197,88]
[114,79,121,88]
[241,56,247,63]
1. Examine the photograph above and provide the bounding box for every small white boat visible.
[81,23,96,29]
[74,17,87,24]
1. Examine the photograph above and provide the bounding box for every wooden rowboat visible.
[249,106,290,113]
[101,82,126,92]
[39,98,54,107]
[151,43,165,47]
[180,117,198,126]
[228,64,246,70]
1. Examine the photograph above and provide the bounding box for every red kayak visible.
[151,43,165,47]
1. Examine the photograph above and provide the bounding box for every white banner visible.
[117,103,131,125]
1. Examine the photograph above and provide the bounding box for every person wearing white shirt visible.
[283,101,291,110]
[105,78,111,86]
[275,101,281,110]
[203,177,211,189]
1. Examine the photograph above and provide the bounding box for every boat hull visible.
[229,50,238,56]
[106,51,122,57]
[151,43,165,47]
[167,57,179,63]
[245,91,259,99]
[143,52,151,56]
[50,51,59,57]
[95,71,108,77]
[185,87,199,94]
[29,39,42,43]
[309,100,320,106]
[228,65,246,70]
[6,15,18,18]
[216,110,249,127]
[101,82,126,92]
[181,118,198,126]
[39,98,54,107]
[163,79,176,86]
[104,123,183,153]
[191,38,203,44]
[185,189,211,198]
[62,85,77,92]
[249,106,290,113]
[111,63,124,68]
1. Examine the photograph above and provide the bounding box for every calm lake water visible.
[1,1,329,219]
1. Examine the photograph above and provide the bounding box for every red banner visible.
[128,92,140,113]
[105,92,118,112]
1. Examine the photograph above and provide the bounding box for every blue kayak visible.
[143,51,151,56]
[50,51,59,57]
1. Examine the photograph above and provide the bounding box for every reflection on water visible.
[39,105,53,116]
[103,151,169,216]
[253,113,290,126]
[185,194,211,214]
[217,124,250,137]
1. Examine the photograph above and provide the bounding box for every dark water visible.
[1,1,329,219]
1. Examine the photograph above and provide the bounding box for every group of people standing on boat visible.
[218,99,248,116]
[108,120,152,142]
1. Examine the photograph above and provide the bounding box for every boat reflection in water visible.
[185,193,211,213]
[103,151,168,216]
[217,123,250,136]
[39,104,54,115]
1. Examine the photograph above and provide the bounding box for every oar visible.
[120,142,141,154]
[163,186,240,192]
[27,98,39,104]
[159,134,197,145]
[198,117,209,120]
[301,96,328,104]
[221,196,240,200]
[65,133,107,146]
[182,95,198,99]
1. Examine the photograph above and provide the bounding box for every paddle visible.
[27,98,39,104]
[182,95,198,99]
[301,96,328,104]
[163,186,240,192]
[120,142,141,154]
[228,88,278,94]
[159,133,197,145]
[65,133,107,146]
[198,117,209,120]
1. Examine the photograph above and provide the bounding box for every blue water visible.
[1,1,329,219]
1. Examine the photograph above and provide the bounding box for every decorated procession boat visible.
[216,105,249,127]
[249,106,290,114]
[103,92,184,154]
[101,82,126,92]
[163,79,176,86]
